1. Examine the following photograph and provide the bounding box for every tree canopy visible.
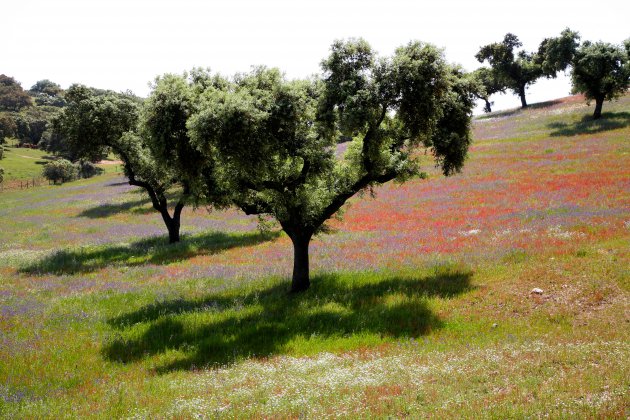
[0,75,32,111]
[186,39,476,291]
[476,33,544,108]
[537,28,581,77]
[570,41,630,119]
[29,79,66,107]
[470,67,506,113]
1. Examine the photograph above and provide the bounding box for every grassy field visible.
[0,95,628,418]
[0,145,51,182]
[0,144,121,189]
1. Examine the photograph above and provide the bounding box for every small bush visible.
[76,160,104,179]
[0,165,4,184]
[42,159,78,184]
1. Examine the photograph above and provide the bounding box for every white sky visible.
[3,0,629,112]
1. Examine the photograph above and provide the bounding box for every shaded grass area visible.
[78,187,187,218]
[548,111,630,137]
[20,230,280,274]
[78,197,153,218]
[476,99,563,120]
[103,268,473,372]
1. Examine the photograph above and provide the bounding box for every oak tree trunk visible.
[159,207,181,244]
[484,99,492,113]
[519,86,528,108]
[166,217,180,244]
[289,232,312,292]
[593,97,604,120]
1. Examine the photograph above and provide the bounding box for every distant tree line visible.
[0,75,66,148]
[472,29,630,118]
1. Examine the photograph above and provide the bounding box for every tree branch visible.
[315,168,397,227]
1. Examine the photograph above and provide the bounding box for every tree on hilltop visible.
[188,39,475,292]
[0,75,32,111]
[537,28,581,77]
[476,33,544,108]
[30,79,66,107]
[570,41,630,119]
[470,67,506,113]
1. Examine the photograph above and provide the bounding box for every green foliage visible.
[537,28,581,77]
[570,40,630,117]
[76,159,104,179]
[140,71,224,204]
[42,158,78,184]
[476,34,544,107]
[0,113,17,140]
[0,165,4,184]
[29,79,66,107]
[1,105,61,146]
[0,144,3,160]
[0,74,32,111]
[52,84,139,161]
[470,67,506,112]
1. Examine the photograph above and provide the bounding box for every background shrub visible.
[42,159,77,184]
[76,160,104,179]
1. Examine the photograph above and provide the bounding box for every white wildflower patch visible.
[546,225,586,239]
[162,340,629,417]
[0,248,48,267]
[460,229,481,237]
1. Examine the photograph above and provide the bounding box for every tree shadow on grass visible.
[103,269,474,373]
[476,99,563,120]
[548,112,630,137]
[20,230,280,275]
[78,198,154,218]
[106,181,131,187]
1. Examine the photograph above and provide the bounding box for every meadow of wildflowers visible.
[0,95,628,418]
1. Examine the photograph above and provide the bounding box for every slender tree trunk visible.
[158,207,181,244]
[593,97,604,120]
[289,231,313,293]
[519,85,528,108]
[484,99,492,113]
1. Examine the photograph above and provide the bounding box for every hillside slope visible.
[0,94,628,418]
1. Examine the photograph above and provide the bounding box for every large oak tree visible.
[570,41,630,119]
[188,39,476,292]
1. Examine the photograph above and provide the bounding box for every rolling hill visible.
[0,94,628,418]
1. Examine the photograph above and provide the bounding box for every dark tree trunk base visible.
[290,232,312,293]
[519,88,528,108]
[593,97,604,120]
[167,225,180,244]
[484,99,492,113]
[162,209,181,244]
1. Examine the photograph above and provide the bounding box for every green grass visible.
[0,145,52,181]
[0,142,121,184]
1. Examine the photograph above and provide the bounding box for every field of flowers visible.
[0,95,628,418]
